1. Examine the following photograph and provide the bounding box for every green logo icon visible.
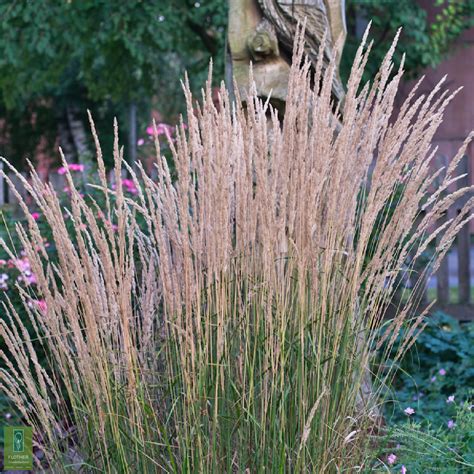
[3,426,33,470]
[13,429,24,452]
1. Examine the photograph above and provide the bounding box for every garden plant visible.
[0,27,473,472]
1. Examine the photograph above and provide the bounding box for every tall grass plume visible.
[0,27,472,471]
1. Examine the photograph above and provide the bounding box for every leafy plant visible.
[384,312,474,429]
[373,399,474,473]
[342,0,474,84]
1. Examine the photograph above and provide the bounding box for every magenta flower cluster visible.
[0,254,47,313]
[57,163,85,175]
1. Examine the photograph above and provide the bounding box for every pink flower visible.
[121,179,134,188]
[13,257,31,273]
[404,407,415,416]
[28,299,47,314]
[57,163,84,174]
[447,419,455,429]
[68,163,84,172]
[121,178,138,195]
[387,453,397,465]
[146,123,174,137]
[439,368,446,376]
[37,300,47,313]
[401,466,407,474]
[446,395,455,404]
[137,138,145,146]
[31,212,41,221]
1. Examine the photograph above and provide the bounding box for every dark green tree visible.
[341,0,474,83]
[0,0,227,169]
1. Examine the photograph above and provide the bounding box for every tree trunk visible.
[228,0,290,106]
[128,101,137,170]
[66,105,91,165]
[57,112,76,164]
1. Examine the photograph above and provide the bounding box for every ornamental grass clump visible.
[0,28,473,472]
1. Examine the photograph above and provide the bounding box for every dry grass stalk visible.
[0,26,472,471]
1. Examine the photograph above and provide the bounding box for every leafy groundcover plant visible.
[383,401,474,473]
[386,311,474,428]
[373,311,474,472]
[0,28,473,472]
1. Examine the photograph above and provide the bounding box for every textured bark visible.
[228,0,346,106]
[57,113,76,164]
[66,105,91,165]
[228,0,290,104]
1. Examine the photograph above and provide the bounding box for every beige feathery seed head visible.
[0,24,472,471]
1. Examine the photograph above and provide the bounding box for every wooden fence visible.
[421,155,473,321]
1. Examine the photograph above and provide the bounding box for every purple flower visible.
[401,466,407,474]
[387,453,397,465]
[439,368,446,376]
[447,419,456,429]
[430,376,436,382]
[446,395,455,404]
[404,407,415,416]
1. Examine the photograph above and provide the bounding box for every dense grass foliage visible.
[0,28,473,472]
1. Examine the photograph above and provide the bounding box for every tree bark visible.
[228,0,290,105]
[129,101,137,170]
[66,105,91,166]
